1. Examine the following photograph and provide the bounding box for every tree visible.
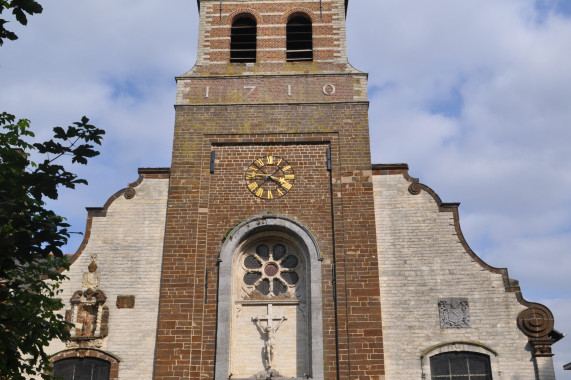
[0,0,42,45]
[0,112,105,379]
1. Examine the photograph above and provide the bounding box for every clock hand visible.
[247,172,272,180]
[269,167,282,176]
[267,176,281,185]
[269,176,290,185]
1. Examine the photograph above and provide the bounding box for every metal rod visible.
[205,269,209,303]
[210,151,216,174]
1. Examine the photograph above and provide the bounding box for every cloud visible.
[1,0,570,377]
[347,1,571,376]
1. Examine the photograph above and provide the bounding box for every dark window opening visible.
[430,352,492,380]
[53,358,111,380]
[287,16,313,62]
[231,16,257,63]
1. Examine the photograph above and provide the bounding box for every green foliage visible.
[0,112,105,379]
[0,0,43,45]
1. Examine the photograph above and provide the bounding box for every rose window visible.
[242,243,300,297]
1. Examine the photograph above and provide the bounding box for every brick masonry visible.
[193,0,349,71]
[155,2,385,378]
[154,102,385,378]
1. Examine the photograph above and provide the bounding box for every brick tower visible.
[153,0,385,378]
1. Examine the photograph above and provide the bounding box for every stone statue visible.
[255,316,285,370]
[253,305,286,374]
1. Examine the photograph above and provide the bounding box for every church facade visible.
[45,0,562,379]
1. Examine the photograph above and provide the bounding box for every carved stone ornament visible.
[517,304,554,339]
[82,256,100,290]
[65,258,109,348]
[123,187,136,199]
[531,340,554,357]
[65,292,109,348]
[438,298,470,328]
[408,182,422,195]
[517,303,559,357]
[116,295,135,309]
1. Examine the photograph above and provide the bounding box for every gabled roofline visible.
[372,162,562,353]
[61,167,170,271]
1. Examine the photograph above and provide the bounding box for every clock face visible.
[245,155,295,200]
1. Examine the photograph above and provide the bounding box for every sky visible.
[1,0,570,376]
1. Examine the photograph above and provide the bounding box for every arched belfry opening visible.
[215,216,324,380]
[230,14,257,63]
[286,14,313,62]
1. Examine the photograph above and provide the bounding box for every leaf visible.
[12,6,27,25]
[0,112,104,378]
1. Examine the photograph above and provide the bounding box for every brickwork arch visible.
[50,348,120,379]
[284,8,317,23]
[420,341,499,379]
[226,8,263,25]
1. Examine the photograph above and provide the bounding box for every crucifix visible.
[252,303,287,372]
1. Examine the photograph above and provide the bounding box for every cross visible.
[253,303,286,326]
[252,304,287,371]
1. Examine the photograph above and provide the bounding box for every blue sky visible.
[1,0,570,376]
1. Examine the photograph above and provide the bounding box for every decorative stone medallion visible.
[438,298,470,328]
[517,304,554,339]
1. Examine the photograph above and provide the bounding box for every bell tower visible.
[154,0,384,378]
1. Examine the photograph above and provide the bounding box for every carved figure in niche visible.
[77,304,97,337]
[439,298,470,328]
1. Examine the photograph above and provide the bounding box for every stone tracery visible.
[240,242,302,300]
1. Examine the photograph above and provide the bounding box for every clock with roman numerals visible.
[245,155,295,200]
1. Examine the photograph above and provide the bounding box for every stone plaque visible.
[116,295,135,309]
[439,298,470,328]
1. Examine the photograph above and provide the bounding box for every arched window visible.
[430,352,492,379]
[53,358,110,380]
[214,216,324,379]
[51,349,119,380]
[286,15,313,62]
[230,15,257,63]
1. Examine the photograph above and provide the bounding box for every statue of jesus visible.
[254,314,286,371]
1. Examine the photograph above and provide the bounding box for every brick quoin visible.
[153,0,385,378]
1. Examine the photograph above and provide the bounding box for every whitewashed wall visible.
[373,172,547,379]
[46,173,169,379]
